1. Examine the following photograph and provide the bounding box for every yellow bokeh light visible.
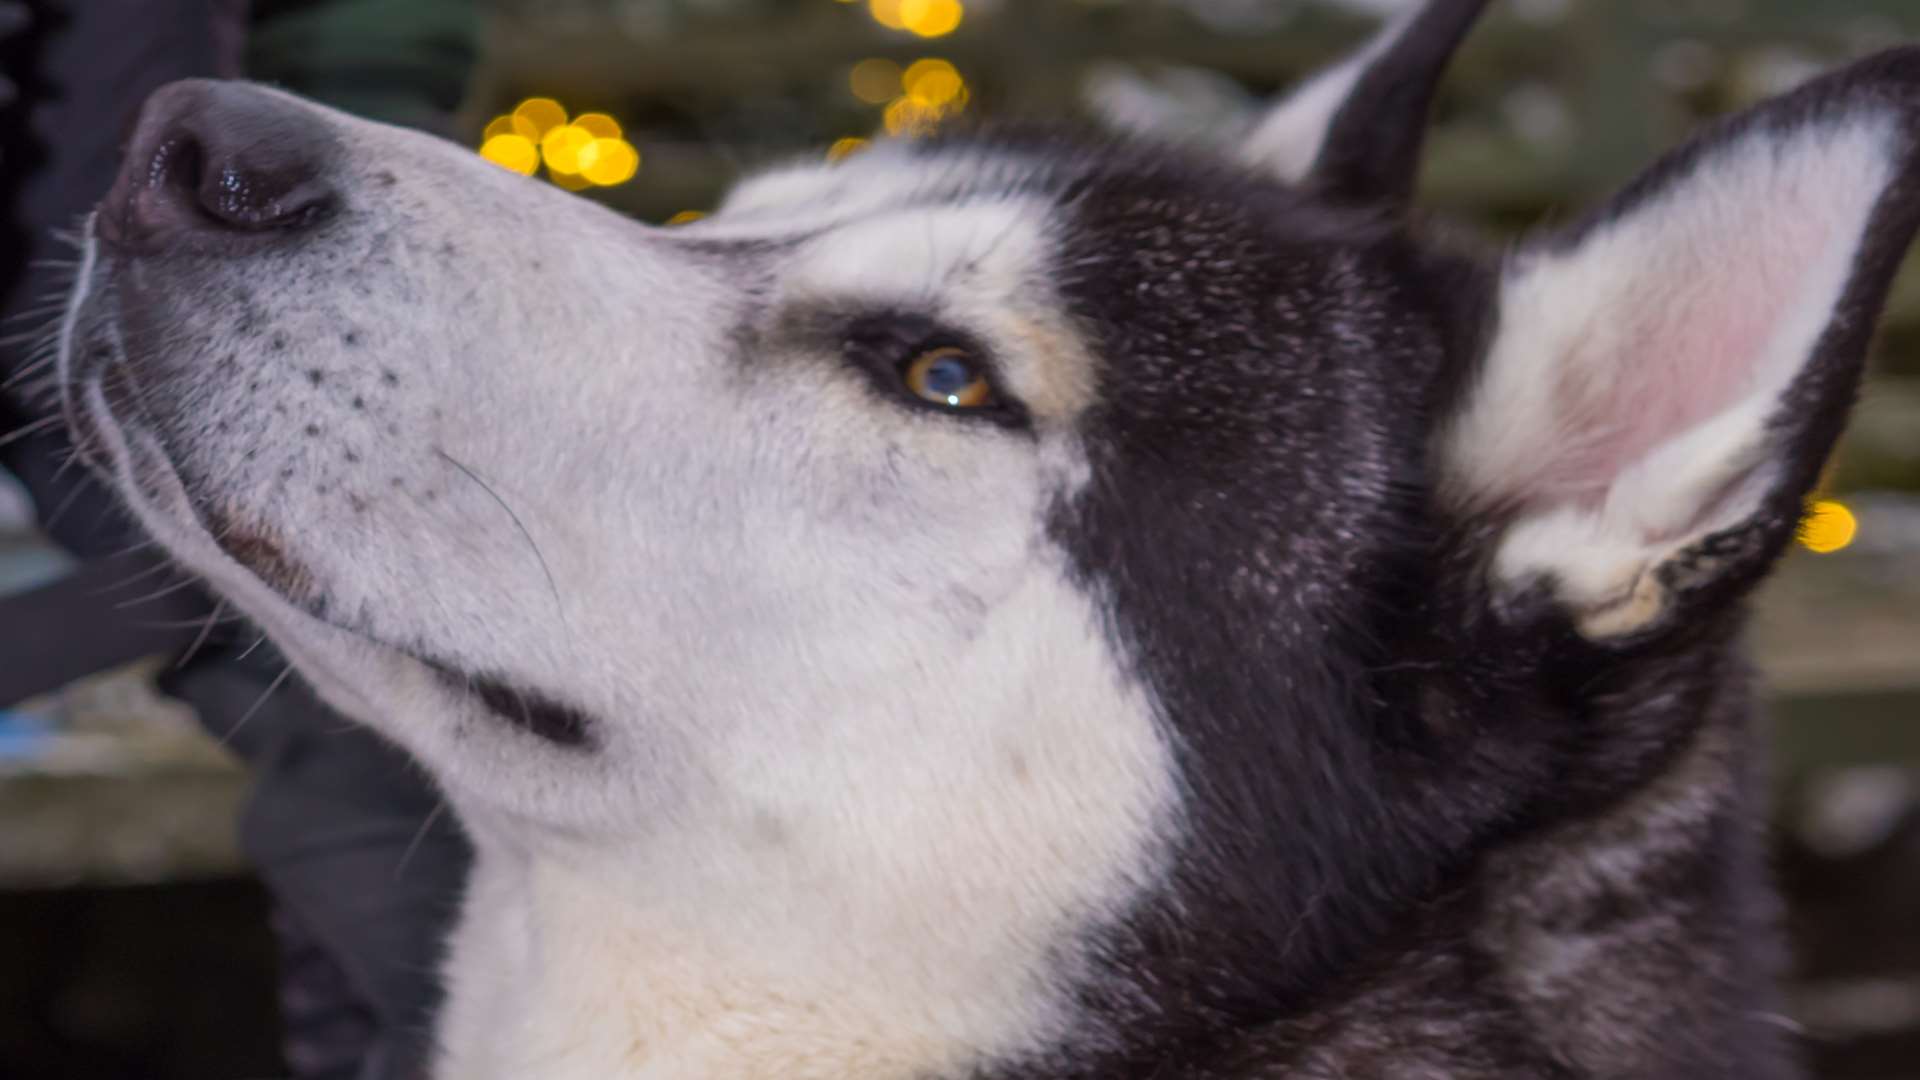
[828,136,871,161]
[489,100,640,190]
[483,113,542,141]
[541,124,596,174]
[572,112,623,139]
[479,134,540,176]
[903,58,963,106]
[869,0,906,30]
[884,96,945,137]
[582,138,640,186]
[850,58,904,105]
[666,210,708,226]
[513,97,569,140]
[902,0,963,37]
[1801,500,1859,554]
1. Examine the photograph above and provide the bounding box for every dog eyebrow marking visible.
[422,658,597,749]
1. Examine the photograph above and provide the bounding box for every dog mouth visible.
[61,233,331,618]
[87,373,329,616]
[71,365,599,751]
[187,497,325,609]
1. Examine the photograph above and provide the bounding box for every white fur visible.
[61,99,1178,1078]
[1442,113,1900,634]
[711,143,1059,242]
[435,565,1173,1079]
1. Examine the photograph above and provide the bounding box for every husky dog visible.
[57,0,1920,1075]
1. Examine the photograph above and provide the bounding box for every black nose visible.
[98,79,338,253]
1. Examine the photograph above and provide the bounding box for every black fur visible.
[1309,0,1494,205]
[959,43,1920,1080]
[421,656,598,750]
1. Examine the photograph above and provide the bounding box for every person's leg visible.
[165,657,466,1080]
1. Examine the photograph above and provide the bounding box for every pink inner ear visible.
[1526,209,1834,506]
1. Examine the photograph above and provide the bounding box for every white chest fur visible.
[431,574,1180,1079]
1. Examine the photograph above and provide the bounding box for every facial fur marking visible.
[424,658,597,749]
[775,193,1098,425]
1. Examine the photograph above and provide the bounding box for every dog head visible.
[59,1,1920,1071]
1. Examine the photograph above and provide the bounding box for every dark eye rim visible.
[840,311,1031,429]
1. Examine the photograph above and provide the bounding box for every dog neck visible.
[433,810,1149,1080]
[432,841,1002,1079]
[426,572,1184,1080]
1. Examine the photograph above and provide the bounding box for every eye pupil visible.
[923,357,973,397]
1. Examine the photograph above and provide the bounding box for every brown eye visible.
[903,346,994,409]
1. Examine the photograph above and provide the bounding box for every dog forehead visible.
[714,134,1432,430]
[719,139,1063,228]
[780,195,1053,305]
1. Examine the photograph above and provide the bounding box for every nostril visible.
[202,161,337,231]
[100,79,341,252]
[148,134,206,206]
[97,132,212,251]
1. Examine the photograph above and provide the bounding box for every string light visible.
[478,134,539,176]
[903,58,965,107]
[513,98,567,139]
[856,56,969,138]
[850,58,905,104]
[572,113,622,139]
[581,139,640,185]
[884,96,944,136]
[476,99,643,190]
[866,0,965,38]
[540,124,596,174]
[1801,500,1859,554]
[903,0,965,37]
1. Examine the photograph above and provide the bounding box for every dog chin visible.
[69,365,380,715]
[112,439,391,724]
[65,254,330,629]
[78,362,311,603]
[60,257,504,792]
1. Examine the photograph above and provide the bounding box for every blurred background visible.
[2,0,1919,1077]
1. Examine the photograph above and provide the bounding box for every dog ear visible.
[1440,49,1920,641]
[1243,0,1492,203]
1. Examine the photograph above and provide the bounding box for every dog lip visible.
[186,498,326,612]
[417,655,599,750]
[64,356,153,479]
[92,197,143,253]
[88,398,330,623]
[62,375,113,473]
